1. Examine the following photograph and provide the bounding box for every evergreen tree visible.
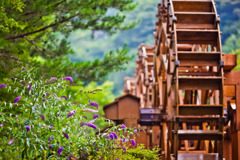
[0,0,136,81]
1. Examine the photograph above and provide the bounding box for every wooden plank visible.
[179,78,222,90]
[177,44,193,51]
[178,52,220,60]
[178,130,222,140]
[222,54,237,71]
[178,105,223,116]
[176,29,218,44]
[177,51,221,54]
[176,24,214,29]
[173,1,213,12]
[179,60,218,66]
[225,71,240,85]
[175,12,215,29]
[177,153,219,160]
[175,116,220,122]
[178,72,218,76]
[224,85,235,97]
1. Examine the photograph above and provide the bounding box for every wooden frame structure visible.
[104,1,240,159]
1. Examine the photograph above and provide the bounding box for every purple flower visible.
[63,77,73,82]
[89,100,98,109]
[86,123,97,129]
[104,135,110,139]
[0,84,6,88]
[48,135,54,142]
[67,110,76,118]
[63,133,69,140]
[28,85,32,91]
[15,115,18,118]
[8,138,15,145]
[121,124,126,129]
[130,139,136,146]
[26,126,30,132]
[92,114,99,119]
[83,108,98,113]
[0,123,4,127]
[49,145,52,149]
[111,132,118,139]
[50,77,57,81]
[122,137,126,142]
[122,146,126,152]
[80,122,87,127]
[109,134,114,140]
[49,126,54,131]
[61,96,68,100]
[21,67,26,72]
[43,93,50,97]
[57,146,64,156]
[134,129,137,133]
[40,114,45,121]
[43,98,47,102]
[14,96,22,103]
[68,155,74,160]
[83,116,87,120]
[116,159,120,160]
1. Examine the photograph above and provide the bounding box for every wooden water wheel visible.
[154,0,225,159]
[104,0,240,159]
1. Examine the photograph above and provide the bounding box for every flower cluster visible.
[26,126,30,132]
[63,77,73,82]
[92,114,99,119]
[61,95,68,100]
[0,75,143,159]
[14,96,22,103]
[130,139,136,146]
[89,100,98,109]
[0,84,6,88]
[67,110,76,118]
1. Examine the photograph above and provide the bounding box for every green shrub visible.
[127,145,160,160]
[0,67,137,159]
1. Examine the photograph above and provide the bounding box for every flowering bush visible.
[0,68,159,159]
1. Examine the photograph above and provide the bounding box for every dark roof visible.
[103,94,140,110]
[103,100,118,110]
[115,94,140,101]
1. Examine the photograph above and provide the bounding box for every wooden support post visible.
[202,122,209,153]
[167,121,173,160]
[232,131,240,160]
[231,85,240,160]
[182,123,189,151]
[236,85,240,130]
